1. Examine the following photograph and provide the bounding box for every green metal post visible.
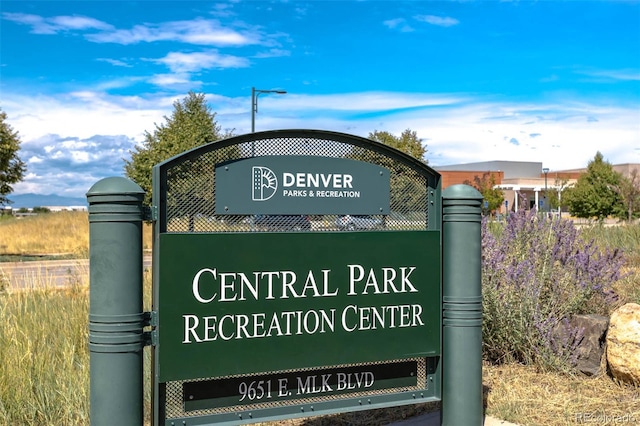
[441,184,483,426]
[87,177,146,425]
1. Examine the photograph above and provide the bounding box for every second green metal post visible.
[441,184,483,426]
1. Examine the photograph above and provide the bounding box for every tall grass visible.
[0,271,154,425]
[579,222,640,305]
[0,284,89,424]
[580,222,640,263]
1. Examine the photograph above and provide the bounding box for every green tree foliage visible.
[359,129,429,213]
[564,152,622,221]
[124,92,234,206]
[546,177,571,211]
[0,109,26,206]
[615,169,640,221]
[464,172,504,215]
[368,129,428,163]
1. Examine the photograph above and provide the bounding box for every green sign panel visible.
[157,231,440,383]
[215,156,390,215]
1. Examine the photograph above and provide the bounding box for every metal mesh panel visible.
[162,134,431,233]
[164,358,427,420]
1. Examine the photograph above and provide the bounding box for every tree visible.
[564,152,622,221]
[368,129,428,163]
[361,129,429,212]
[546,176,571,212]
[0,109,27,206]
[124,92,234,206]
[615,169,640,221]
[464,172,504,215]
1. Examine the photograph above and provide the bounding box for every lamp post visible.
[543,167,550,212]
[251,87,286,133]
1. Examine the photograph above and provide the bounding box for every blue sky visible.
[1,0,639,199]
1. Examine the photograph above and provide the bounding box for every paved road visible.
[1,256,152,289]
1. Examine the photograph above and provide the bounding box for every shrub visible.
[482,210,625,371]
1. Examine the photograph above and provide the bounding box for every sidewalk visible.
[386,411,521,426]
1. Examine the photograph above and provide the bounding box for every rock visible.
[573,315,609,376]
[554,314,608,375]
[606,303,640,385]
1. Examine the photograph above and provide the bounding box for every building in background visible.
[434,161,639,215]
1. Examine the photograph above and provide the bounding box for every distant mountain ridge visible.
[6,193,87,209]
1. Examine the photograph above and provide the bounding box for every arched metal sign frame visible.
[151,129,443,425]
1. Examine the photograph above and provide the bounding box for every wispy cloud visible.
[272,92,467,113]
[253,49,291,58]
[152,50,250,73]
[49,15,114,31]
[208,3,237,18]
[383,18,414,32]
[385,14,459,32]
[91,76,146,91]
[575,68,640,82]
[414,15,460,27]
[3,12,113,34]
[3,12,277,47]
[96,58,133,68]
[85,18,259,46]
[148,73,197,88]
[2,92,174,141]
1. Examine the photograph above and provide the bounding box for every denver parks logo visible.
[252,166,278,201]
[214,156,389,214]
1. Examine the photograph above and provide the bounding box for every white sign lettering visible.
[282,172,353,189]
[183,264,425,344]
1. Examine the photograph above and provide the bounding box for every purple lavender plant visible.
[481,209,625,371]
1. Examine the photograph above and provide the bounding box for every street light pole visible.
[251,87,287,133]
[543,167,550,212]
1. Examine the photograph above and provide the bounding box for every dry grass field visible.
[0,211,90,258]
[0,211,153,260]
[0,212,638,425]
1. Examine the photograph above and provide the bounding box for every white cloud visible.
[383,18,414,32]
[153,50,250,73]
[209,3,237,18]
[414,15,460,27]
[271,92,468,112]
[96,58,133,68]
[3,12,280,48]
[575,68,640,82]
[49,15,113,31]
[388,102,640,170]
[12,133,138,197]
[85,18,259,46]
[3,12,58,34]
[148,73,193,87]
[3,92,172,141]
[3,12,113,33]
